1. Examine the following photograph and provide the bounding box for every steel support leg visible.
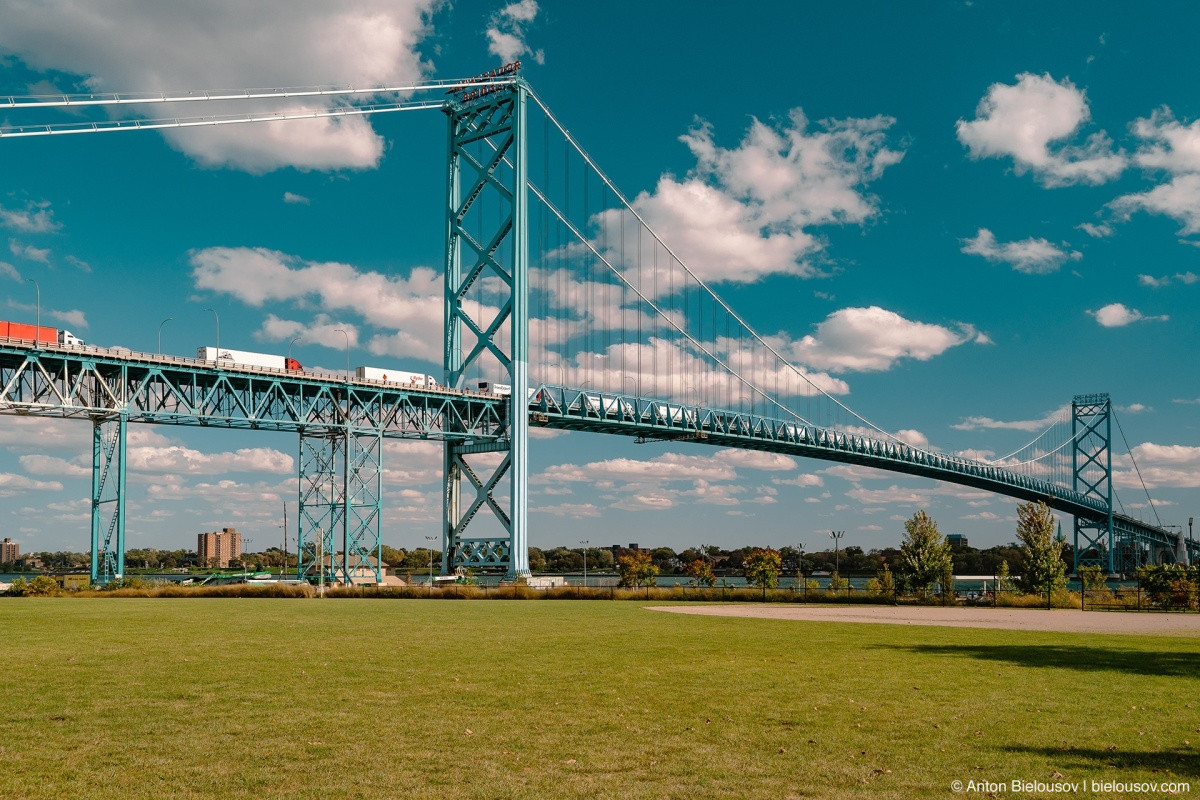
[298,430,341,585]
[90,414,127,585]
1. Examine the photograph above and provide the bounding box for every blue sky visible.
[2,0,1200,556]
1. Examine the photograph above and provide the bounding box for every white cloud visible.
[598,109,904,285]
[952,406,1066,432]
[783,306,983,373]
[771,473,824,488]
[1087,302,1168,327]
[1077,222,1113,238]
[283,192,311,205]
[1138,271,1197,288]
[960,228,1081,274]
[532,502,600,518]
[18,454,89,478]
[847,485,928,505]
[0,472,64,496]
[191,246,444,362]
[1110,173,1200,237]
[538,452,738,484]
[486,0,544,65]
[0,1,438,173]
[0,200,60,233]
[1115,442,1200,488]
[957,72,1125,186]
[0,261,20,281]
[126,445,293,475]
[9,239,50,263]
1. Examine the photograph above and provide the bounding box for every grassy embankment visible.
[0,599,1196,799]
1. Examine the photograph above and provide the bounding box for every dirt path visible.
[647,603,1200,635]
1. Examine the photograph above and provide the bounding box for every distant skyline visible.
[2,1,1200,556]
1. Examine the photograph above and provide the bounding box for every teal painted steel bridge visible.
[1,70,1193,583]
[0,342,1192,583]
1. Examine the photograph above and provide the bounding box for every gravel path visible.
[647,603,1200,635]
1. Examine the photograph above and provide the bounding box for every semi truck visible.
[355,366,437,388]
[197,346,303,372]
[0,321,84,346]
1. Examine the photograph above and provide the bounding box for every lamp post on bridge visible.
[157,316,172,354]
[203,307,220,358]
[334,329,350,381]
[26,278,40,346]
[288,336,303,362]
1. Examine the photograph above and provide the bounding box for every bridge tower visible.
[441,77,531,578]
[1072,393,1115,573]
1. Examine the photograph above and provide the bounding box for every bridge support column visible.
[1072,394,1115,573]
[90,413,127,585]
[296,428,384,586]
[441,79,531,578]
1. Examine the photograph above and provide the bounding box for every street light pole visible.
[157,316,173,354]
[580,539,589,588]
[335,328,350,380]
[203,307,220,357]
[26,278,40,345]
[425,534,437,594]
[829,530,845,577]
[288,336,303,361]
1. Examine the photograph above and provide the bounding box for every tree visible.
[742,548,781,596]
[1077,565,1109,597]
[867,564,896,597]
[683,559,716,587]
[897,509,951,598]
[1015,501,1066,596]
[995,559,1015,594]
[618,552,658,588]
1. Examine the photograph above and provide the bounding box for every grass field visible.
[0,599,1196,799]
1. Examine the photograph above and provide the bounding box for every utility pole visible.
[580,539,589,588]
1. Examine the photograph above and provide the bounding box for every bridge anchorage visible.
[1,69,1193,582]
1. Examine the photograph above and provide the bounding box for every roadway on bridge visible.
[648,605,1200,636]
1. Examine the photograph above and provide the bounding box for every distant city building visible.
[197,527,242,569]
[947,534,969,550]
[0,537,18,563]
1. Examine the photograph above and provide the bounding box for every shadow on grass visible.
[874,643,1200,677]
[1002,745,1200,778]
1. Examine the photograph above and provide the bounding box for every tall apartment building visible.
[197,527,242,569]
[0,537,18,563]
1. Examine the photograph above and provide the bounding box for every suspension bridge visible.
[1,66,1193,583]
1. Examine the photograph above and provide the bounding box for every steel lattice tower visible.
[1072,393,1115,573]
[441,80,531,578]
[90,413,127,584]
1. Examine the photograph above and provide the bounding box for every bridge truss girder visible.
[1072,394,1115,573]
[442,82,530,578]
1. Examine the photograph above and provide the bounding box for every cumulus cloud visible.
[957,73,1125,186]
[283,192,311,205]
[0,472,63,496]
[0,1,438,173]
[126,445,293,475]
[960,228,1081,274]
[0,261,20,281]
[191,246,444,362]
[18,454,90,478]
[486,0,544,65]
[1115,442,1200,488]
[952,406,1066,432]
[782,306,983,373]
[1138,271,1198,288]
[9,239,50,263]
[597,109,904,285]
[0,200,60,233]
[1087,302,1168,327]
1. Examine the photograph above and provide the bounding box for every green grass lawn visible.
[0,599,1196,799]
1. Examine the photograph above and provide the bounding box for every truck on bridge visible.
[0,320,84,347]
